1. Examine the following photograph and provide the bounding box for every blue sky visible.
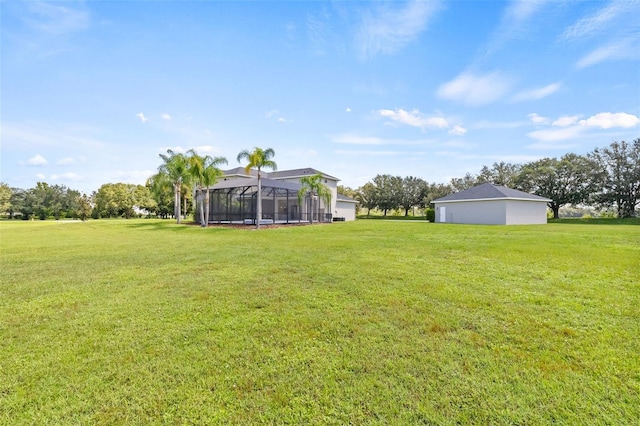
[2,0,639,194]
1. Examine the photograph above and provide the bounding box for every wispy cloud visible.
[437,71,513,106]
[576,37,640,69]
[24,1,90,35]
[161,113,172,121]
[512,82,561,102]
[561,1,636,41]
[552,115,579,127]
[481,0,551,58]
[136,113,148,123]
[56,156,77,165]
[331,133,432,146]
[356,0,443,59]
[50,172,82,181]
[378,108,448,129]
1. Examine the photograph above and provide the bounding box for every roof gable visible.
[433,183,551,203]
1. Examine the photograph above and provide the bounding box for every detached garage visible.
[433,183,550,225]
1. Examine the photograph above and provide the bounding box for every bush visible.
[425,208,435,222]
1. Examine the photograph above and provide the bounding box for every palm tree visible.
[157,149,190,223]
[187,150,228,227]
[298,173,332,224]
[236,147,277,229]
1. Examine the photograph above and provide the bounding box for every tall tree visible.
[187,150,227,227]
[590,139,640,218]
[236,147,277,229]
[450,172,479,192]
[356,182,378,217]
[399,176,427,216]
[477,162,522,187]
[516,153,600,219]
[0,183,12,217]
[298,173,332,223]
[372,174,402,216]
[157,149,190,223]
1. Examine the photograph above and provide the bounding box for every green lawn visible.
[1,219,638,424]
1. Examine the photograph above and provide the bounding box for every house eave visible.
[433,197,551,204]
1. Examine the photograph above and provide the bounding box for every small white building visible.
[335,194,358,221]
[432,183,550,225]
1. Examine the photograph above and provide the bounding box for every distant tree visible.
[589,139,640,218]
[147,173,174,218]
[0,183,12,217]
[298,173,332,223]
[399,176,427,216]
[516,153,600,219]
[421,182,454,207]
[236,147,277,229]
[337,185,357,198]
[477,162,522,187]
[372,174,402,216]
[450,172,478,192]
[76,194,93,221]
[356,182,378,216]
[187,150,227,227]
[93,183,155,218]
[157,149,190,223]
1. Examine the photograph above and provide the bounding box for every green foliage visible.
[425,207,435,222]
[1,220,638,423]
[236,147,277,228]
[0,183,12,216]
[93,183,155,218]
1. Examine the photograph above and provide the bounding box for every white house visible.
[196,167,357,224]
[432,183,550,225]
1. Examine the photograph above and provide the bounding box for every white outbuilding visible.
[432,183,551,225]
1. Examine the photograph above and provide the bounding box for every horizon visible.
[2,1,639,194]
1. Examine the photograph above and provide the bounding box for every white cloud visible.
[136,112,148,123]
[512,82,561,101]
[23,154,48,166]
[378,108,448,129]
[56,157,76,165]
[356,0,443,58]
[579,112,640,129]
[36,173,46,180]
[576,37,640,69]
[527,112,639,142]
[437,71,513,106]
[345,107,352,113]
[552,115,579,127]
[25,1,90,35]
[561,1,634,41]
[448,125,467,136]
[50,172,82,181]
[528,113,548,124]
[277,117,287,123]
[528,126,585,142]
[161,113,172,121]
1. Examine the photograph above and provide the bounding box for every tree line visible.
[2,139,638,220]
[339,139,639,219]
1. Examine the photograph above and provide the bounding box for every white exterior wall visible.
[505,200,548,224]
[280,176,338,216]
[434,199,548,225]
[335,201,357,221]
[435,200,506,224]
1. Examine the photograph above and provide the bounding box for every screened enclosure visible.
[195,178,332,225]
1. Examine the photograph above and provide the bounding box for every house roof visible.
[209,177,302,191]
[222,167,339,181]
[433,183,551,203]
[337,194,358,203]
[269,168,339,181]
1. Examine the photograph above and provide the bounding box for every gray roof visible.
[222,167,339,181]
[209,177,302,191]
[433,183,551,203]
[269,168,339,181]
[337,194,358,203]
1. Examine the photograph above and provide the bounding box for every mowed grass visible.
[1,219,638,424]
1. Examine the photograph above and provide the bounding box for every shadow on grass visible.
[548,217,640,225]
